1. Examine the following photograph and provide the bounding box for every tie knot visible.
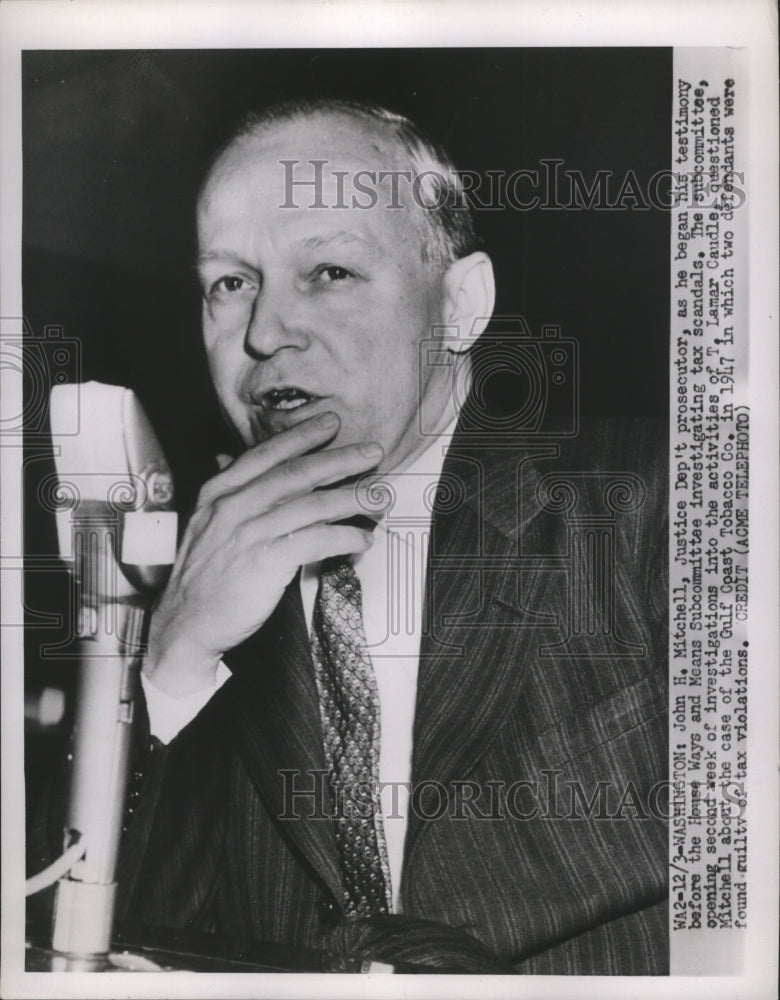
[317,558,362,623]
[321,554,356,575]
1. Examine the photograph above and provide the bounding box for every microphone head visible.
[50,382,177,596]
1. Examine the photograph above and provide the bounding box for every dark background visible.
[22,48,671,804]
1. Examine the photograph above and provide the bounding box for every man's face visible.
[196,113,457,472]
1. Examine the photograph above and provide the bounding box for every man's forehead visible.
[197,112,428,255]
[202,112,407,199]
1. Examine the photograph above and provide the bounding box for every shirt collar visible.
[301,418,459,615]
[373,416,459,527]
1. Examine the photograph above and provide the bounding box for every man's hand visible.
[144,411,381,697]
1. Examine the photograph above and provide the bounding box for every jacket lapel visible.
[225,580,342,903]
[403,438,558,867]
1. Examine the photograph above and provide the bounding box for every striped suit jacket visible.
[40,416,670,974]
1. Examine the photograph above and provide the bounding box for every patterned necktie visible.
[310,557,392,917]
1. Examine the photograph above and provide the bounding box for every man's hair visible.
[204,97,477,269]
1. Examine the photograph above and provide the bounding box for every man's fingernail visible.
[318,412,339,430]
[360,442,383,459]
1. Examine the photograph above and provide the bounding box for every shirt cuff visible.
[140,661,231,745]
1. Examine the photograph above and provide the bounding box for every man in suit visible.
[38,98,669,973]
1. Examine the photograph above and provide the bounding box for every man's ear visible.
[440,252,496,353]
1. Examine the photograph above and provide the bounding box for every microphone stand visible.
[50,507,150,965]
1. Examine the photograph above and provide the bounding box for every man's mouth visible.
[261,386,318,411]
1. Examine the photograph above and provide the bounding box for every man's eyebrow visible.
[298,231,379,256]
[196,250,253,268]
[195,233,380,271]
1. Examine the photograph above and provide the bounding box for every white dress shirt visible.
[142,420,457,911]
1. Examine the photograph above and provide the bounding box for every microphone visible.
[47,382,177,959]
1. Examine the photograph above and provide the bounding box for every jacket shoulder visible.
[461,416,668,542]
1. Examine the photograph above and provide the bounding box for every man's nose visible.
[244,285,310,359]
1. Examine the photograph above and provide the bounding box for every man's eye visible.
[212,275,250,295]
[313,264,353,283]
